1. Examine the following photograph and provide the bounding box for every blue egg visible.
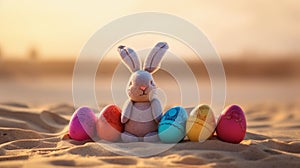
[158,106,188,143]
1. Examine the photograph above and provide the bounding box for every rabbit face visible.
[127,70,157,102]
[118,42,168,102]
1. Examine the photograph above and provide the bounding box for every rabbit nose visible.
[140,86,147,91]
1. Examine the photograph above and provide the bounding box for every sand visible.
[0,59,299,167]
[0,101,299,168]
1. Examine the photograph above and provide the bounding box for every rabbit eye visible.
[150,80,155,86]
[129,81,132,86]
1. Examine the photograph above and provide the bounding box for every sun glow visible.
[0,0,299,60]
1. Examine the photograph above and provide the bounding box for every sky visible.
[0,0,299,60]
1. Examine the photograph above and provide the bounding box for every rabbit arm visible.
[121,100,133,124]
[151,98,163,123]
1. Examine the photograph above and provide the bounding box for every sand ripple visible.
[0,103,299,167]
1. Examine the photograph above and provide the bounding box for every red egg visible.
[69,106,97,141]
[96,104,123,142]
[216,105,247,144]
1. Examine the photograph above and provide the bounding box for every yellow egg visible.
[186,104,216,142]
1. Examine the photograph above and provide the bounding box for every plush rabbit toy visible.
[117,42,169,142]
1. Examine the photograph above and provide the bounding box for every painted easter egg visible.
[186,104,216,142]
[216,105,247,144]
[158,106,188,143]
[96,104,123,142]
[69,106,97,141]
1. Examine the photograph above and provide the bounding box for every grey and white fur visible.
[117,42,169,142]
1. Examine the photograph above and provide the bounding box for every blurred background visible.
[0,0,299,108]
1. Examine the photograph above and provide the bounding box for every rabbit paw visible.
[144,132,159,142]
[121,132,139,143]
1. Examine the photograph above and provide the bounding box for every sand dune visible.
[0,102,299,167]
[0,58,299,167]
[1,58,300,79]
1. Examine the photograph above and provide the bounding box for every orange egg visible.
[96,104,123,142]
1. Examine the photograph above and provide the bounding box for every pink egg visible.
[216,105,247,144]
[69,106,97,141]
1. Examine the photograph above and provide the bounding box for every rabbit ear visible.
[118,45,141,72]
[144,42,168,73]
